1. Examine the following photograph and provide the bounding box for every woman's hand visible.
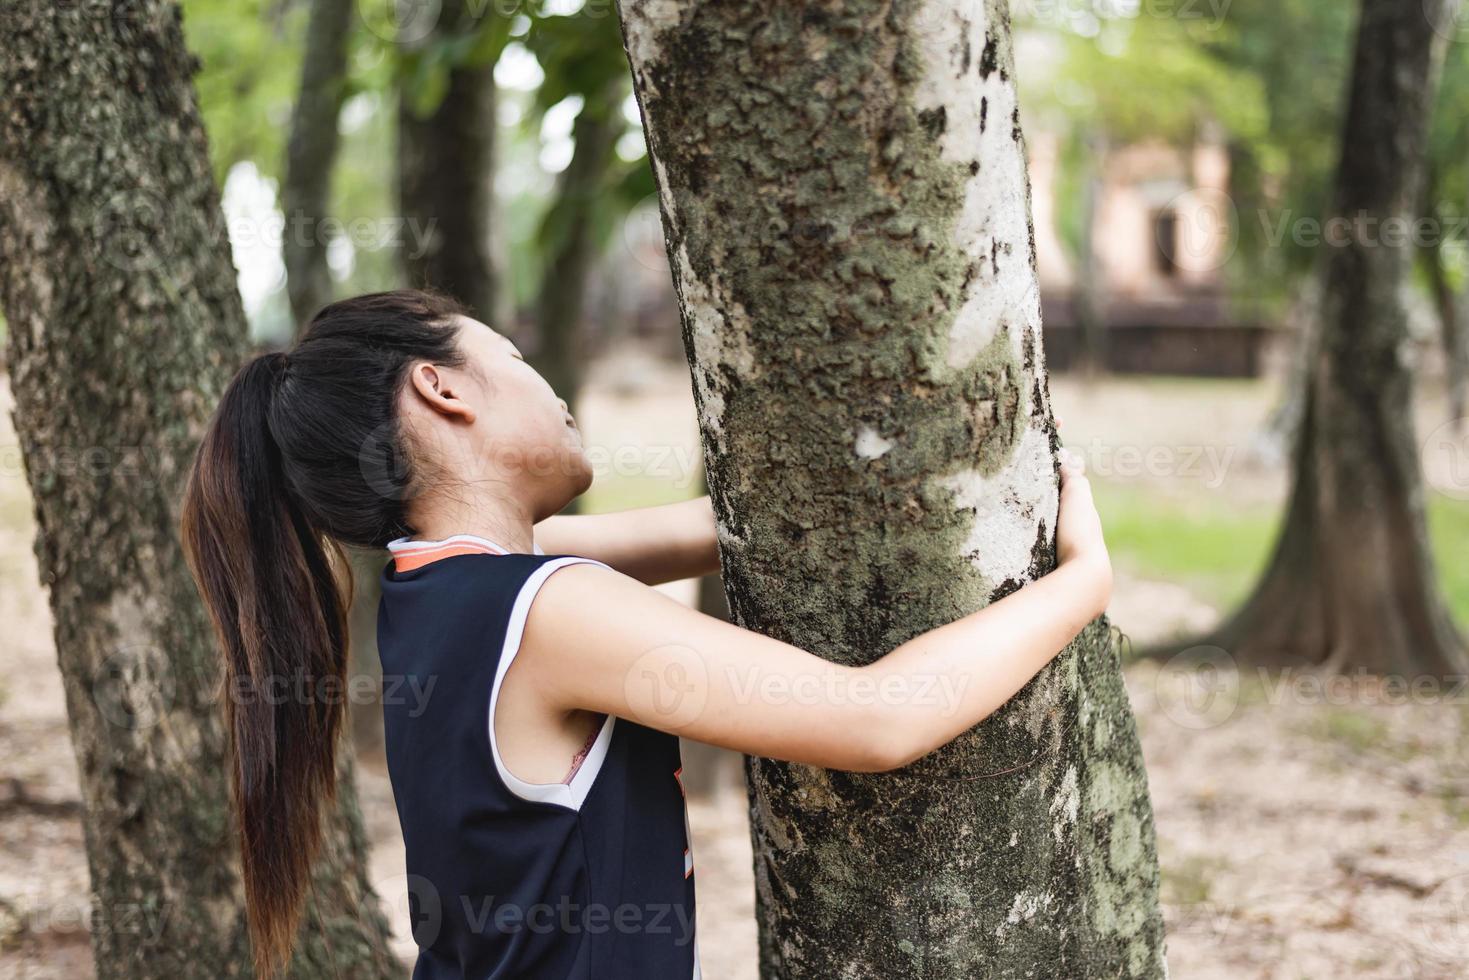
[1056,449,1112,615]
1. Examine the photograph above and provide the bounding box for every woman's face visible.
[409,315,593,518]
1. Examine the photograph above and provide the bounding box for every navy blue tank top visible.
[376,534,700,979]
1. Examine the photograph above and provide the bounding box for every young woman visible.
[181,290,1112,979]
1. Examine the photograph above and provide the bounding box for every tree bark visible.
[282,0,356,327]
[617,1,1166,976]
[397,0,501,323]
[0,4,396,976]
[1208,0,1468,676]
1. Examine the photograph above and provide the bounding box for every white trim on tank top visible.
[385,533,546,557]
[488,555,616,810]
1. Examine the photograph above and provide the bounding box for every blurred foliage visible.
[1023,14,1269,144]
[183,0,304,184]
[181,0,651,327]
[517,7,651,309]
[178,0,1469,336]
[1198,0,1356,301]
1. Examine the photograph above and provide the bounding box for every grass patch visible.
[1094,483,1469,630]
[1091,481,1279,611]
[1427,493,1469,627]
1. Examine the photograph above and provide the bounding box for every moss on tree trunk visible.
[0,3,396,976]
[616,0,1166,975]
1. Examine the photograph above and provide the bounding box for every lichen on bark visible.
[617,0,1166,975]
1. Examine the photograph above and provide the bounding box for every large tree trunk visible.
[397,0,501,323]
[282,0,356,326]
[617,2,1166,976]
[1208,0,1468,676]
[0,4,396,976]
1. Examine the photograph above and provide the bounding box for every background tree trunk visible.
[530,81,625,420]
[282,0,356,327]
[529,80,625,517]
[1074,129,1108,378]
[397,0,501,323]
[1207,0,1468,676]
[617,1,1166,976]
[0,4,396,976]
[1419,168,1469,429]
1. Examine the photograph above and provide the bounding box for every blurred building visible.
[1032,129,1275,377]
[596,128,1275,379]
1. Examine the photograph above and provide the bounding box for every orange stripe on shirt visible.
[391,541,502,572]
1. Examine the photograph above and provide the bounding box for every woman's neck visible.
[408,496,538,554]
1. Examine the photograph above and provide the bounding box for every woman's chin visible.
[574,459,595,496]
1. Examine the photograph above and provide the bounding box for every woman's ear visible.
[406,363,477,424]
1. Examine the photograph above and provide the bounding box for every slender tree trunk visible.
[0,4,396,976]
[1420,184,1469,428]
[1075,129,1108,377]
[397,0,501,323]
[282,0,356,326]
[529,81,625,518]
[617,2,1166,976]
[530,82,625,416]
[1423,228,1469,427]
[1208,0,1468,676]
[1253,276,1322,464]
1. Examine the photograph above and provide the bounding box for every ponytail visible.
[180,289,467,974]
[181,351,351,978]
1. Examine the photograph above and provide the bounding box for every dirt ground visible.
[2,360,1467,979]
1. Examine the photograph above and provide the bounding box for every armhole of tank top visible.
[487,556,617,811]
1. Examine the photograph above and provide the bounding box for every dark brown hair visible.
[180,289,467,976]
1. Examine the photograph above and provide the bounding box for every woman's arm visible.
[534,496,719,585]
[519,457,1110,772]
